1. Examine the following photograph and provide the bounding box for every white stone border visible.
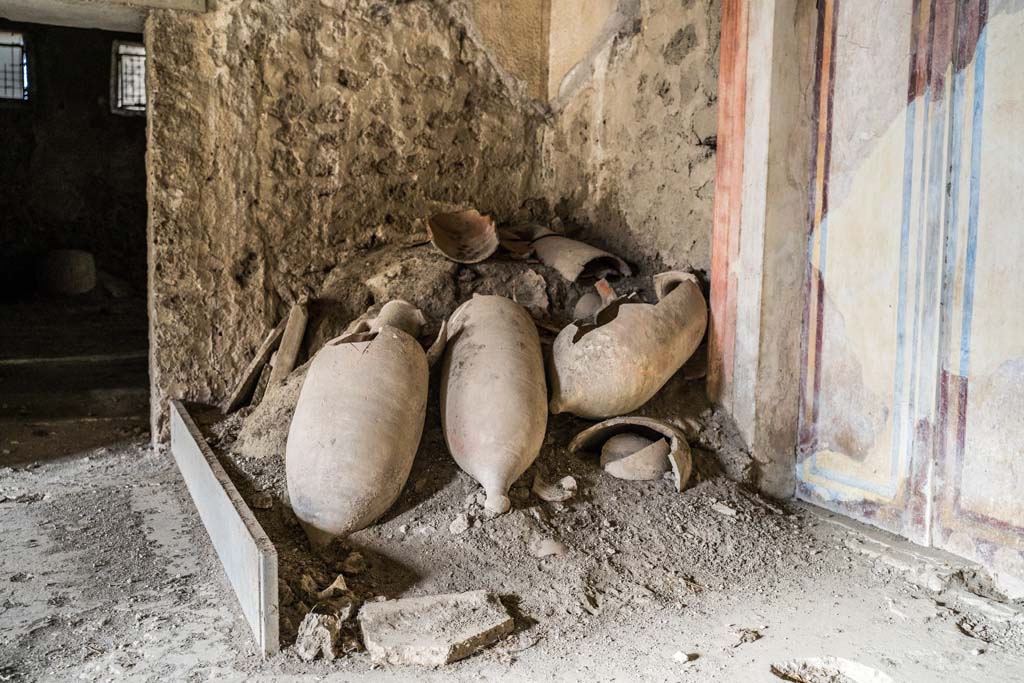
[169,399,279,657]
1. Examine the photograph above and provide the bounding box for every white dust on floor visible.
[0,422,1022,682]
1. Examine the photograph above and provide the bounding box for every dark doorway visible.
[0,21,148,451]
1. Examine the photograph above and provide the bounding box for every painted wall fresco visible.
[797,0,1024,594]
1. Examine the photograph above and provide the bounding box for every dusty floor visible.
[2,417,1023,682]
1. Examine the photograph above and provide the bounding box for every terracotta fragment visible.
[531,472,577,502]
[530,227,631,283]
[569,416,692,491]
[549,271,707,418]
[427,210,499,264]
[286,301,432,547]
[600,433,672,481]
[440,295,548,514]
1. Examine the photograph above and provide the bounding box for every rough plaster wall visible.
[146,0,542,431]
[538,0,721,274]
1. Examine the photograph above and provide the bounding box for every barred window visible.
[0,31,29,101]
[111,41,145,115]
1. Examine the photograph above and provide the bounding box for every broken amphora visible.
[569,416,692,491]
[286,300,437,547]
[549,271,707,419]
[440,295,547,514]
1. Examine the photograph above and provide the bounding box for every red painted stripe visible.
[707,0,748,406]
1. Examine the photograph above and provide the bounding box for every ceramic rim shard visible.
[427,210,499,264]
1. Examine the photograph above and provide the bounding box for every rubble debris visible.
[316,574,350,601]
[357,590,514,666]
[713,502,738,518]
[530,537,568,558]
[250,491,273,509]
[298,574,319,599]
[528,226,631,283]
[286,301,432,546]
[549,271,707,418]
[569,416,693,492]
[295,610,344,662]
[599,433,672,481]
[223,318,288,413]
[735,628,762,645]
[340,551,367,575]
[769,656,894,682]
[440,296,547,514]
[531,473,577,503]
[511,269,549,318]
[449,513,472,535]
[672,651,698,666]
[38,249,96,295]
[427,210,499,264]
[268,301,309,386]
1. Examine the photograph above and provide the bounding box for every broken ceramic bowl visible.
[440,295,548,514]
[549,271,707,418]
[599,433,672,481]
[427,210,499,264]
[569,416,692,491]
[286,301,436,547]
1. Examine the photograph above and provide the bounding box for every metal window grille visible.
[0,31,28,101]
[113,41,145,114]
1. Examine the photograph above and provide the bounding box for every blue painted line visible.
[940,65,967,374]
[959,25,987,377]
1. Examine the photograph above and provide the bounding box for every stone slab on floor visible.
[358,590,514,666]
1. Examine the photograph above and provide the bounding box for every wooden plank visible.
[169,400,279,656]
[267,302,308,387]
[222,319,287,413]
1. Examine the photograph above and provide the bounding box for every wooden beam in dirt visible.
[222,319,287,414]
[267,301,308,387]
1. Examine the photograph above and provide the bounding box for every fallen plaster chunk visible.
[532,473,576,503]
[427,210,499,264]
[511,269,549,318]
[449,513,471,535]
[570,416,692,492]
[530,537,568,558]
[712,502,738,518]
[358,590,514,666]
[769,656,894,682]
[295,611,344,662]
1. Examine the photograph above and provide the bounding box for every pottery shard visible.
[295,611,344,661]
[358,590,513,666]
[600,434,672,481]
[427,210,499,264]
